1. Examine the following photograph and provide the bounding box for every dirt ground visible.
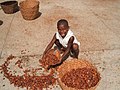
[0,0,120,90]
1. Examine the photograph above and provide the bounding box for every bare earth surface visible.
[0,0,120,90]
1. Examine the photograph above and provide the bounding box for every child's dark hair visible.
[57,19,69,27]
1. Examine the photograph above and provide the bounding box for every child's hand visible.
[47,61,63,70]
[47,65,52,70]
[42,53,46,59]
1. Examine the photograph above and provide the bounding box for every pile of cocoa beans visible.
[40,50,60,68]
[61,67,101,89]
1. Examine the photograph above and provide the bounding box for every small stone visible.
[0,20,3,26]
[3,78,5,80]
[3,85,5,87]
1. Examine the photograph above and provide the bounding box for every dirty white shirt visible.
[56,30,80,48]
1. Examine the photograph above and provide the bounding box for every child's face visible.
[57,24,69,38]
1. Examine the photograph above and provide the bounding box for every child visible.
[43,19,80,69]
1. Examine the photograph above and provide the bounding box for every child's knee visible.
[72,43,79,50]
[55,39,60,45]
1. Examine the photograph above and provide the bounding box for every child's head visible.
[57,19,69,38]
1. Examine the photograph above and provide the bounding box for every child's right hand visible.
[42,51,47,59]
[42,55,44,59]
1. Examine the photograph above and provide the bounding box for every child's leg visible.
[71,43,79,59]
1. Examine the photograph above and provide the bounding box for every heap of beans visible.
[0,55,57,90]
[61,67,100,89]
[40,52,60,68]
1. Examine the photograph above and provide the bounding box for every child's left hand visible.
[47,61,63,70]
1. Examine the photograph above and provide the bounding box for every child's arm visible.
[42,34,56,58]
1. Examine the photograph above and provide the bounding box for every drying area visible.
[0,0,120,90]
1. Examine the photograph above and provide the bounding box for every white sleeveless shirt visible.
[56,30,80,48]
